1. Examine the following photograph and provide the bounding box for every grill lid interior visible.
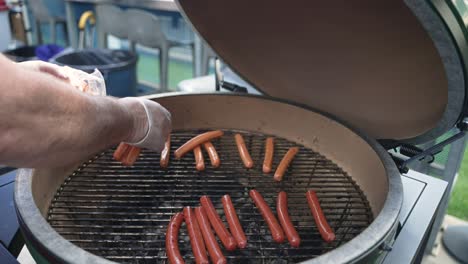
[176,0,467,144]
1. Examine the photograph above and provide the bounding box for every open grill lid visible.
[176,0,468,143]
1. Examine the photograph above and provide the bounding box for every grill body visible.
[15,94,403,263]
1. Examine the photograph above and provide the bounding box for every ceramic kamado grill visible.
[14,1,468,263]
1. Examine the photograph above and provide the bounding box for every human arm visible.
[0,54,170,168]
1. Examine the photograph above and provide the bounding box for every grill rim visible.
[14,93,403,264]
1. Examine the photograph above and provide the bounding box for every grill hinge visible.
[214,58,249,93]
[391,121,468,174]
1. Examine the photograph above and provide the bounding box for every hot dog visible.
[274,147,299,181]
[200,196,236,251]
[175,130,224,159]
[277,191,301,247]
[221,195,247,249]
[234,133,253,169]
[113,142,131,161]
[263,137,274,173]
[183,207,209,264]
[306,190,336,243]
[249,190,285,243]
[121,146,141,166]
[203,142,220,168]
[195,207,227,264]
[160,136,171,168]
[166,212,185,264]
[194,146,205,171]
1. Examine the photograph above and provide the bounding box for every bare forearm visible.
[0,55,133,168]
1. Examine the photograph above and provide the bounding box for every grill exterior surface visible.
[47,130,373,263]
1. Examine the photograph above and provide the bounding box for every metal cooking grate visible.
[47,130,373,263]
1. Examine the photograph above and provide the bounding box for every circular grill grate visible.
[47,130,373,263]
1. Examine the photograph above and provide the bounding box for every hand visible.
[119,97,172,152]
[17,60,70,82]
[19,61,106,95]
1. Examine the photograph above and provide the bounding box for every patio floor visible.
[422,214,468,264]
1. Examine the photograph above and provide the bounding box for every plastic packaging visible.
[50,49,137,97]
[59,66,107,96]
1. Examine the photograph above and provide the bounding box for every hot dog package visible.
[59,66,107,96]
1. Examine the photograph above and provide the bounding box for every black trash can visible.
[3,46,37,62]
[50,49,138,97]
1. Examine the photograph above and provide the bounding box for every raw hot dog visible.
[274,147,299,181]
[195,207,227,264]
[263,137,274,173]
[113,142,131,161]
[277,191,301,247]
[234,133,253,168]
[306,190,336,243]
[166,212,185,264]
[249,190,285,243]
[160,136,171,168]
[203,142,220,168]
[183,207,208,264]
[175,130,224,159]
[221,195,247,248]
[194,146,205,171]
[121,146,141,166]
[200,196,236,251]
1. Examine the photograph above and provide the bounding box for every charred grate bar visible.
[47,130,373,263]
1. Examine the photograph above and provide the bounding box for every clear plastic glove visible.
[119,97,172,152]
[56,66,172,152]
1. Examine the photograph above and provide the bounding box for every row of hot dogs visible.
[113,131,300,181]
[166,190,335,264]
